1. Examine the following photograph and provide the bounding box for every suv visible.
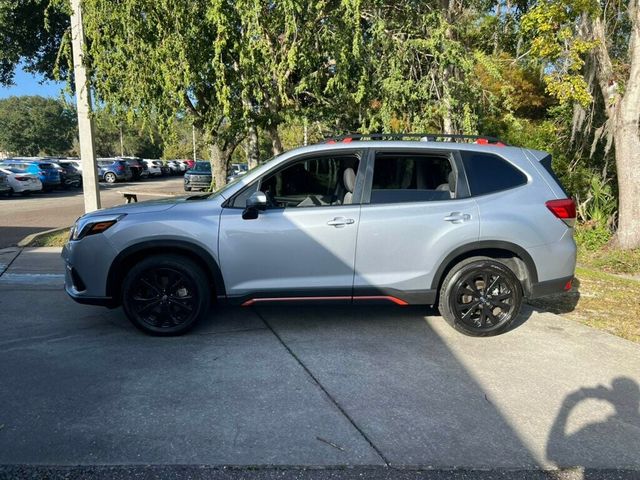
[122,157,149,180]
[62,136,576,336]
[97,159,133,183]
[183,161,212,191]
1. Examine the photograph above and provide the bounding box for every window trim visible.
[223,149,366,209]
[361,148,468,206]
[459,150,529,198]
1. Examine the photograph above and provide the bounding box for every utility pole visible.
[70,0,100,212]
[192,124,197,161]
[119,126,125,157]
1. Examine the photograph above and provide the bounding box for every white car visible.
[142,159,163,176]
[0,167,42,194]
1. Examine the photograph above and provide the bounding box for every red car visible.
[181,159,195,170]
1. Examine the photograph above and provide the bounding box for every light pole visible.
[70,0,101,212]
[192,124,197,161]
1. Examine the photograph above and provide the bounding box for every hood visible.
[86,194,212,216]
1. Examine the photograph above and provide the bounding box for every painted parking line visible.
[0,272,64,286]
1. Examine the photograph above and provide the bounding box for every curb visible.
[17,226,70,248]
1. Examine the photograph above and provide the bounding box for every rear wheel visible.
[121,255,211,335]
[104,172,117,183]
[438,257,522,337]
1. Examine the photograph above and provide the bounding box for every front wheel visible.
[104,172,117,183]
[121,255,211,335]
[438,257,522,337]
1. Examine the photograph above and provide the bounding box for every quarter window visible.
[461,151,527,196]
[370,153,456,204]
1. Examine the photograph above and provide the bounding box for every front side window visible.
[370,153,456,204]
[233,154,360,208]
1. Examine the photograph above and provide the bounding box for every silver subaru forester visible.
[62,136,577,336]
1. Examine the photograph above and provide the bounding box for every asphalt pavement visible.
[0,248,639,479]
[0,176,186,248]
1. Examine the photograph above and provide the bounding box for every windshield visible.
[193,161,211,171]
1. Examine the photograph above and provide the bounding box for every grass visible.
[28,229,69,247]
[578,245,640,276]
[529,267,640,343]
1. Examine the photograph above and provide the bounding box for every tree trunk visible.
[266,123,284,155]
[591,3,640,248]
[209,143,231,191]
[247,125,259,169]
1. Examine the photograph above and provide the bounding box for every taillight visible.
[546,198,576,227]
[117,165,124,172]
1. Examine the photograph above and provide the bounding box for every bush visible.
[575,222,612,251]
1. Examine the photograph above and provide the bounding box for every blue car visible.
[1,159,61,191]
[97,159,133,183]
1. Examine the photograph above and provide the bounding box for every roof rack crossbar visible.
[322,133,507,145]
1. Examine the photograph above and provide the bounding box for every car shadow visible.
[527,277,581,315]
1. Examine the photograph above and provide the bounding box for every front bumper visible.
[62,234,118,307]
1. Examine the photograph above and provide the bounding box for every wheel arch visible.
[106,240,226,304]
[430,241,538,298]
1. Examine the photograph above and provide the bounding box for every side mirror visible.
[242,191,267,220]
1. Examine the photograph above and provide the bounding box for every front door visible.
[219,151,364,303]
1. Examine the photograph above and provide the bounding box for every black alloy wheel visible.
[439,257,522,336]
[122,255,210,335]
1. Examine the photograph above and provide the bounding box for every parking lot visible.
[0,176,185,248]
[1,247,639,476]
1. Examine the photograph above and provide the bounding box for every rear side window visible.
[461,151,526,196]
[370,153,455,204]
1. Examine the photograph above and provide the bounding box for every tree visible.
[0,95,76,156]
[0,0,70,85]
[523,0,640,249]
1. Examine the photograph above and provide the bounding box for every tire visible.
[121,255,211,336]
[104,172,117,184]
[438,256,523,337]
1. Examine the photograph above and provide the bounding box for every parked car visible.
[0,167,42,195]
[142,159,163,177]
[182,159,195,170]
[52,162,82,189]
[227,163,248,182]
[122,157,149,180]
[1,159,61,191]
[183,161,212,191]
[62,134,577,336]
[166,160,183,175]
[0,172,11,194]
[97,158,133,183]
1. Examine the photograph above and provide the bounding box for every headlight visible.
[70,213,125,240]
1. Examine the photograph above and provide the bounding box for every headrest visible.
[343,168,356,193]
[448,170,456,193]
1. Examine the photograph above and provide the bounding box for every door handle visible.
[444,212,471,223]
[327,217,355,228]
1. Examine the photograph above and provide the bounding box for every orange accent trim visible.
[355,295,409,306]
[241,295,408,307]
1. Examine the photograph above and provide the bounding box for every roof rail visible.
[322,133,507,146]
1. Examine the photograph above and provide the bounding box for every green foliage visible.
[0,95,76,156]
[575,223,612,251]
[0,0,70,84]
[521,0,599,107]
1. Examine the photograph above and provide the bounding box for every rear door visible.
[353,148,479,303]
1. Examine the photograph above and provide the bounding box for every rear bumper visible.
[528,275,574,299]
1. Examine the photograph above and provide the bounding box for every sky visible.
[0,65,66,99]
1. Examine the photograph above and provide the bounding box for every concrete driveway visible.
[0,248,639,477]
